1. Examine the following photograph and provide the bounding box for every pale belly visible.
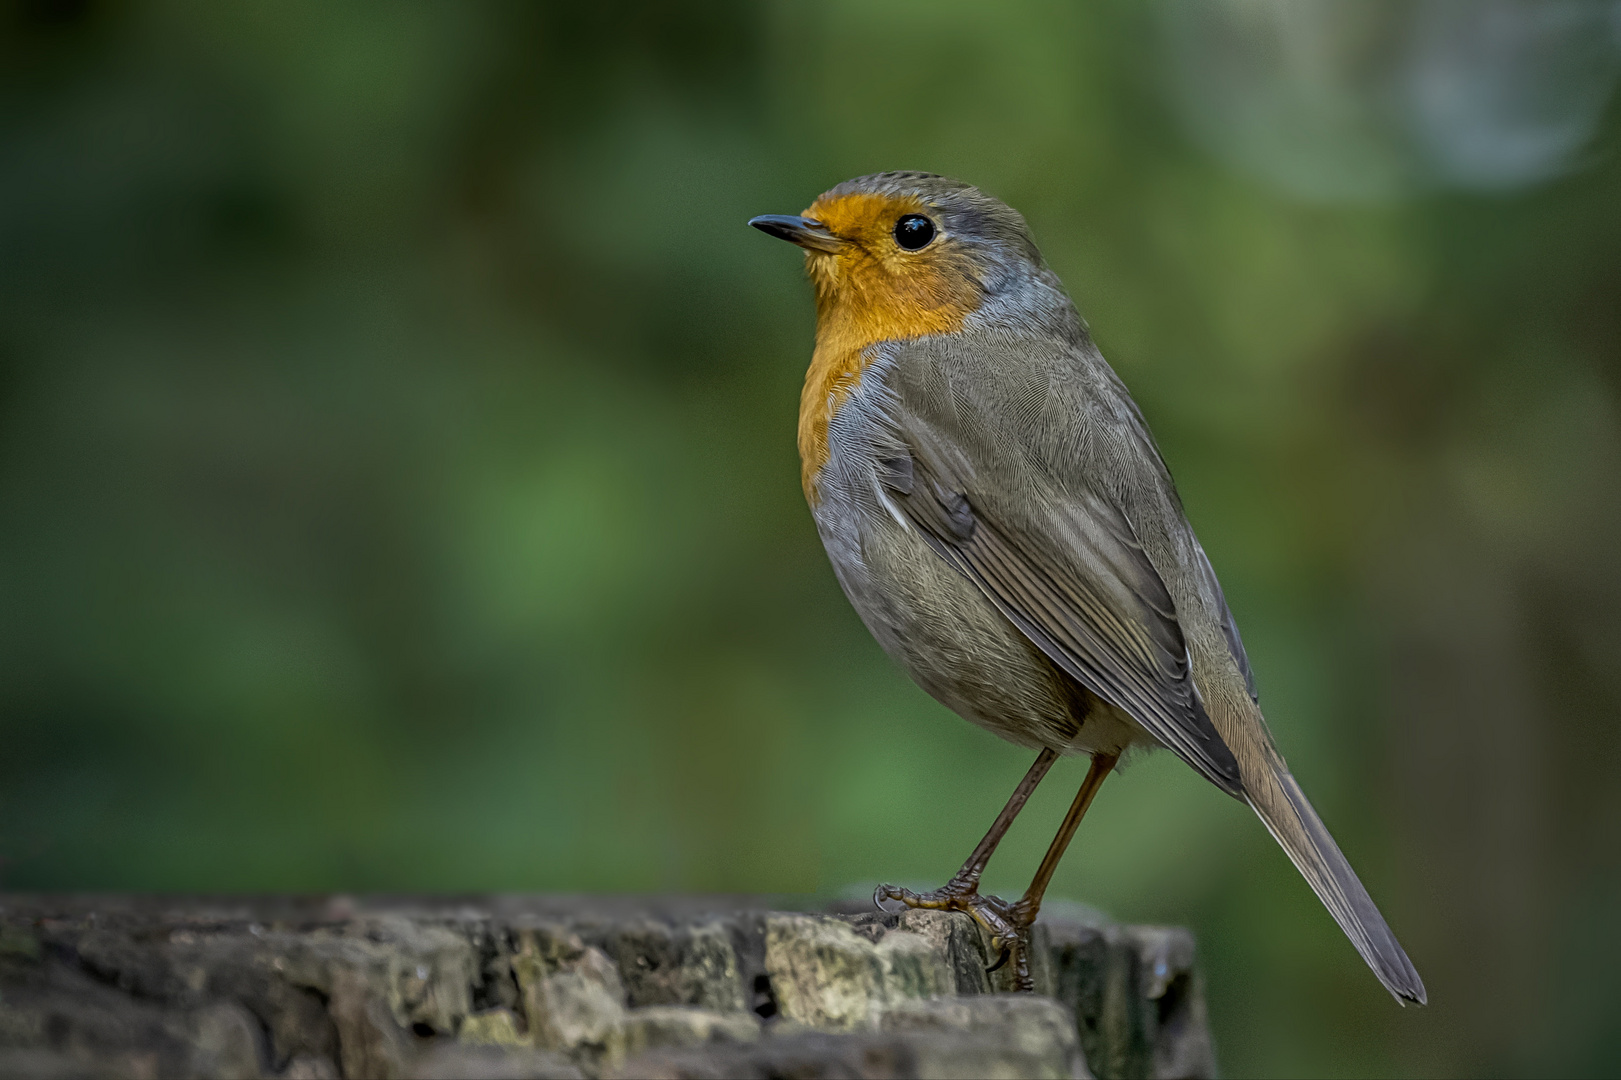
[811,490,1147,759]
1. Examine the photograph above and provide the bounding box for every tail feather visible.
[1246,761,1427,1005]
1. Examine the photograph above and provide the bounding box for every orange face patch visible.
[796,192,983,503]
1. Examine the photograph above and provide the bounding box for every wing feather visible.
[887,427,1243,795]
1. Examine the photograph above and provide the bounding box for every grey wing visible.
[1109,375,1260,705]
[876,365,1243,796]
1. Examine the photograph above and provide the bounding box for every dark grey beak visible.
[748,214,843,253]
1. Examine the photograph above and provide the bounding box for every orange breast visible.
[796,193,983,503]
[797,302,971,503]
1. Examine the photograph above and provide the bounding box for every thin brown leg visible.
[875,748,1058,949]
[942,747,1058,891]
[1002,751,1119,989]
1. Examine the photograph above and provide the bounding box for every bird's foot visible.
[874,881,1036,991]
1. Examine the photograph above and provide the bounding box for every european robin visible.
[749,172,1424,1003]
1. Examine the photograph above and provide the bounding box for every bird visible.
[748,172,1425,1003]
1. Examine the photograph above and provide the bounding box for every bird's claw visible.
[873,881,1035,990]
[873,884,913,912]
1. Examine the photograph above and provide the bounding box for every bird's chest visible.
[804,359,911,617]
[802,363,1095,750]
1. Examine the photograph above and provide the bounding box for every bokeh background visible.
[4,1,1620,1076]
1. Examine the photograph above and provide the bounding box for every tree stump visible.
[0,895,1215,1079]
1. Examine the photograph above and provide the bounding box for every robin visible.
[749,172,1425,1003]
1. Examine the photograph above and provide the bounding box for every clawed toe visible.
[872,881,1036,989]
[873,881,971,910]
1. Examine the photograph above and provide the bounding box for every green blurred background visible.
[3,1,1620,1076]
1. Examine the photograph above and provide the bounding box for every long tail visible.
[1244,755,1427,1004]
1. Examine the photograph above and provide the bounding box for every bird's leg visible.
[876,748,1057,960]
[1001,751,1119,990]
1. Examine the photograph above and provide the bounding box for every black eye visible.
[894,214,936,251]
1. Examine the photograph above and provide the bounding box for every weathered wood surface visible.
[0,895,1215,1079]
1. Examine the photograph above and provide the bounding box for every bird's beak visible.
[748,214,844,253]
